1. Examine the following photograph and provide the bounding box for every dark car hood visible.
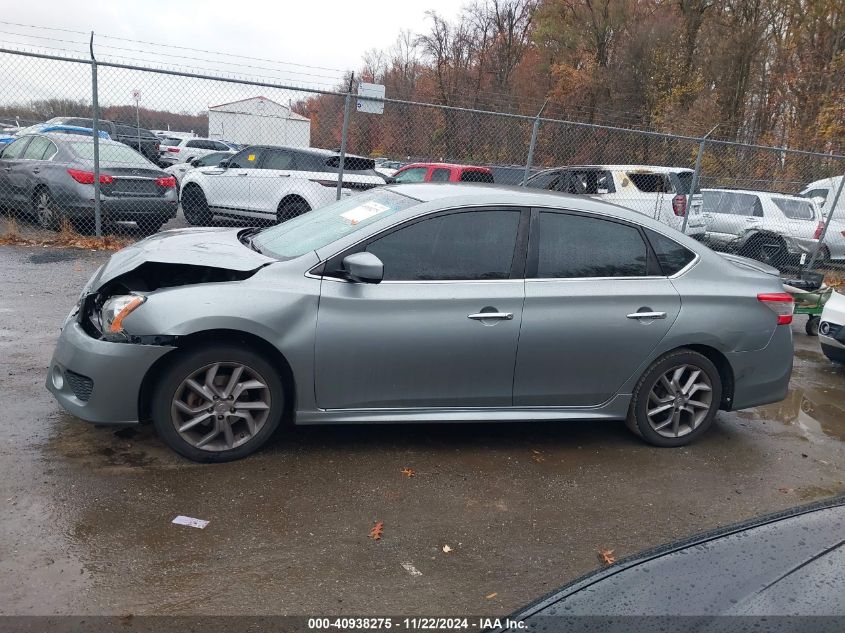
[503,497,845,628]
[92,228,274,288]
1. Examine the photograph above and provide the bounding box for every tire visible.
[32,188,61,231]
[182,185,212,225]
[739,235,787,268]
[626,349,722,448]
[151,344,285,462]
[277,198,310,224]
[806,315,820,337]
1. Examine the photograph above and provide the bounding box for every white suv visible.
[159,137,234,166]
[180,145,386,225]
[701,189,823,266]
[819,289,845,365]
[799,175,845,262]
[525,164,705,236]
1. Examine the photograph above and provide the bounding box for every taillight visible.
[672,194,686,216]
[310,179,337,188]
[813,221,824,240]
[155,176,176,188]
[67,169,113,185]
[167,147,180,153]
[757,293,794,325]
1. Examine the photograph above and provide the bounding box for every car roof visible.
[535,164,693,174]
[400,162,491,171]
[704,187,813,202]
[244,144,368,159]
[802,175,844,190]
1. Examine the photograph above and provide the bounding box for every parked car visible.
[526,164,706,237]
[390,162,494,184]
[163,150,234,188]
[374,160,405,178]
[0,124,110,146]
[799,175,845,262]
[158,137,234,167]
[819,290,845,364]
[46,183,793,462]
[494,497,845,629]
[701,188,824,267]
[487,164,540,185]
[180,145,385,225]
[0,133,177,233]
[29,117,162,164]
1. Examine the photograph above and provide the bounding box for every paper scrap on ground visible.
[341,201,389,225]
[172,515,209,529]
[401,562,423,576]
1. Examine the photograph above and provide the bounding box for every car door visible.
[513,209,681,407]
[314,207,529,410]
[18,135,54,201]
[0,137,33,205]
[250,148,296,215]
[703,191,762,247]
[392,166,429,183]
[203,147,263,212]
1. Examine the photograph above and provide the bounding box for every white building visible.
[207,96,311,147]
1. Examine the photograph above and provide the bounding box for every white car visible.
[701,189,823,267]
[819,289,845,364]
[159,137,233,167]
[375,160,405,178]
[180,145,386,225]
[163,150,234,187]
[799,175,845,262]
[525,164,706,237]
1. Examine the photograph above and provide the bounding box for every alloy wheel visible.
[171,362,272,451]
[36,192,58,229]
[645,364,713,438]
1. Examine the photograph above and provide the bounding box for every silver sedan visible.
[46,184,795,462]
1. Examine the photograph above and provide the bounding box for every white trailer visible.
[207,96,311,147]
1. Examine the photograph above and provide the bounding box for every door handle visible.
[468,312,513,321]
[627,311,667,320]
[237,172,248,177]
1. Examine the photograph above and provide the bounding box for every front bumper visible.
[46,320,175,424]
[726,324,793,411]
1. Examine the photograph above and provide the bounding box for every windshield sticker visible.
[247,154,256,161]
[341,201,390,225]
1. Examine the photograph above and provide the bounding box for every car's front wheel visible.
[151,344,285,462]
[626,349,722,447]
[182,185,212,225]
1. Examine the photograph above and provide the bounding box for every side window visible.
[430,168,451,182]
[213,141,231,151]
[802,188,828,205]
[41,140,58,160]
[197,152,226,167]
[526,170,562,191]
[627,172,672,193]
[565,170,614,194]
[645,229,696,275]
[260,149,294,170]
[185,140,202,148]
[772,198,816,220]
[393,167,428,183]
[1,137,29,159]
[460,170,494,183]
[536,212,648,278]
[228,148,263,169]
[22,136,52,160]
[365,210,521,281]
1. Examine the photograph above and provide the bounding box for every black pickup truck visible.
[43,117,161,163]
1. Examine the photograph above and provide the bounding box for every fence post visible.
[681,124,718,234]
[804,174,845,275]
[336,73,355,201]
[522,99,548,186]
[89,32,102,237]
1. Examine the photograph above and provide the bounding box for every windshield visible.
[253,189,418,259]
[68,141,153,166]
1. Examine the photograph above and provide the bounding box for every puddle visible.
[738,383,845,443]
[28,251,80,264]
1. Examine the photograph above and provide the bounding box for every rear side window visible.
[703,191,762,217]
[22,136,52,159]
[564,169,614,194]
[646,229,696,275]
[674,172,700,194]
[260,149,294,170]
[536,212,648,278]
[1,137,29,159]
[366,210,521,281]
[627,172,672,193]
[431,168,451,182]
[772,198,815,220]
[801,188,828,205]
[459,170,494,183]
[325,155,375,171]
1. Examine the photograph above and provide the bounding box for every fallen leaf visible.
[778,487,794,494]
[369,521,384,540]
[598,549,615,565]
[401,467,415,478]
[485,592,498,600]
[442,544,453,553]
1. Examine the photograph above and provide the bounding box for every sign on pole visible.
[357,83,385,115]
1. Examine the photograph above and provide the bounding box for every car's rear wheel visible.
[33,188,61,231]
[806,315,820,337]
[277,198,310,224]
[626,349,722,447]
[182,186,212,225]
[740,235,787,267]
[151,344,285,462]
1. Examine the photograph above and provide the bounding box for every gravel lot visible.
[1,217,844,616]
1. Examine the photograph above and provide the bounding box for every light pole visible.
[132,89,141,152]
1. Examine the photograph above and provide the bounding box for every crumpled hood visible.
[92,227,275,288]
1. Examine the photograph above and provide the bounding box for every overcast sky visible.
[0,0,464,116]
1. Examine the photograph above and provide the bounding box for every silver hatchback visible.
[46,184,795,462]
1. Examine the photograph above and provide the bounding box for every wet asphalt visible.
[1,222,844,617]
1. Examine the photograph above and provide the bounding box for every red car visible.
[391,162,494,184]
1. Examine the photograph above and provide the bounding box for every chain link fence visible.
[1,47,844,278]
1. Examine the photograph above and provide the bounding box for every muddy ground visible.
[1,226,844,617]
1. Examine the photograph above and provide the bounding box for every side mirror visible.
[342,251,383,284]
[190,158,200,167]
